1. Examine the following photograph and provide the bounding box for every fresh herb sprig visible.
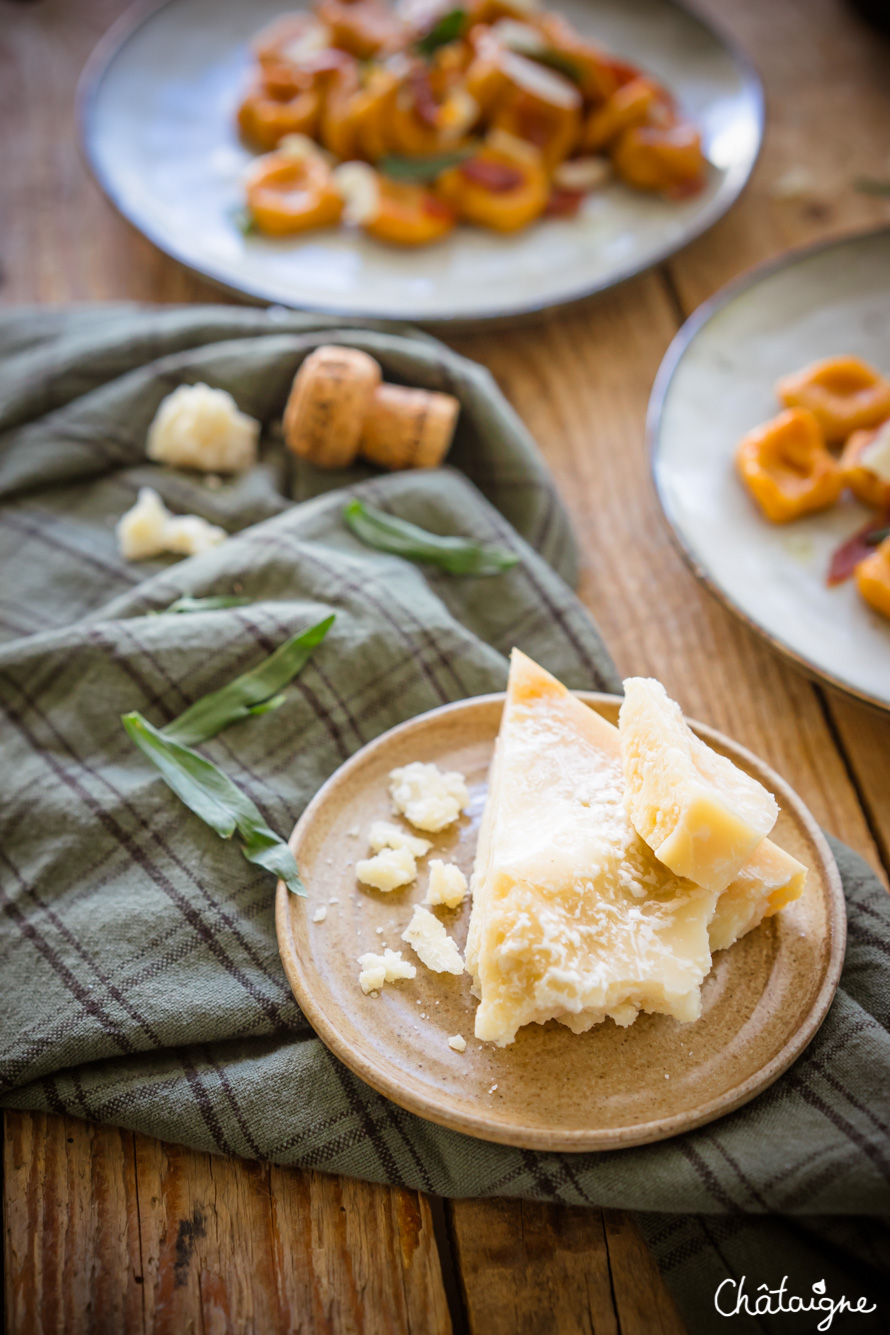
[122,713,306,895]
[155,595,253,615]
[229,204,259,236]
[164,614,335,747]
[379,150,472,183]
[342,499,518,575]
[416,7,466,57]
[854,177,890,197]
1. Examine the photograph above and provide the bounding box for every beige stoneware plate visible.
[275,693,845,1151]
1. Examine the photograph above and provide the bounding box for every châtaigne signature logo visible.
[715,1276,877,1330]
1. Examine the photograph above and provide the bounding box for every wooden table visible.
[3,1,890,1330]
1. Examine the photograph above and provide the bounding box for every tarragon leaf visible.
[854,177,890,197]
[122,712,305,895]
[379,150,473,182]
[416,7,466,57]
[163,614,335,747]
[155,595,253,615]
[342,499,518,576]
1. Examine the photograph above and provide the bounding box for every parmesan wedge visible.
[619,677,779,893]
[467,651,720,1046]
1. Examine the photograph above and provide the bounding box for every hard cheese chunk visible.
[710,839,806,952]
[619,677,779,893]
[466,651,720,1047]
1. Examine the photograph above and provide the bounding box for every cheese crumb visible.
[424,859,468,909]
[356,846,417,892]
[401,905,464,975]
[368,820,432,859]
[388,762,470,832]
[357,948,416,994]
[447,1034,466,1053]
[312,906,327,924]
[146,383,259,473]
[116,487,227,561]
[860,421,890,483]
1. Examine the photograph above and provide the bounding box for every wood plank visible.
[449,1198,620,1335]
[601,1210,686,1335]
[3,1110,452,1335]
[3,1111,143,1335]
[667,0,890,309]
[0,0,217,310]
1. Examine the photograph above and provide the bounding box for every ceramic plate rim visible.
[647,224,890,715]
[77,0,765,327]
[275,691,845,1151]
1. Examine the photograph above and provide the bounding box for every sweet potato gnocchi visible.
[735,356,890,620]
[235,0,706,246]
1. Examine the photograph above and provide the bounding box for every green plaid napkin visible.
[1,306,887,1335]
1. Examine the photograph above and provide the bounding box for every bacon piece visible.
[827,512,890,586]
[544,187,584,216]
[459,158,524,192]
[410,68,441,127]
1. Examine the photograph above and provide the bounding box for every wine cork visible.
[284,345,382,468]
[360,384,459,471]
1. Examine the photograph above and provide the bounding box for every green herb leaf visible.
[122,712,305,895]
[416,7,466,57]
[532,49,584,84]
[379,149,473,182]
[163,614,335,747]
[155,595,253,615]
[229,204,259,236]
[342,499,519,576]
[865,525,890,546]
[854,177,890,197]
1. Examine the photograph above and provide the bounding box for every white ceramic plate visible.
[649,228,890,712]
[79,0,763,324]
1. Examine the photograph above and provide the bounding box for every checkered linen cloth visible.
[1,306,887,1334]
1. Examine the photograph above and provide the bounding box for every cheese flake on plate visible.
[619,676,779,892]
[358,948,416,994]
[356,846,417,892]
[367,820,432,858]
[447,1034,467,1052]
[424,859,468,909]
[388,761,469,832]
[402,905,464,975]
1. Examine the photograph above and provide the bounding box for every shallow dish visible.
[649,228,890,712]
[275,692,844,1151]
[79,0,763,325]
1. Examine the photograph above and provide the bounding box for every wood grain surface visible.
[3,0,890,1331]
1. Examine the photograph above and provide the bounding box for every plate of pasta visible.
[79,0,763,323]
[649,228,890,713]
